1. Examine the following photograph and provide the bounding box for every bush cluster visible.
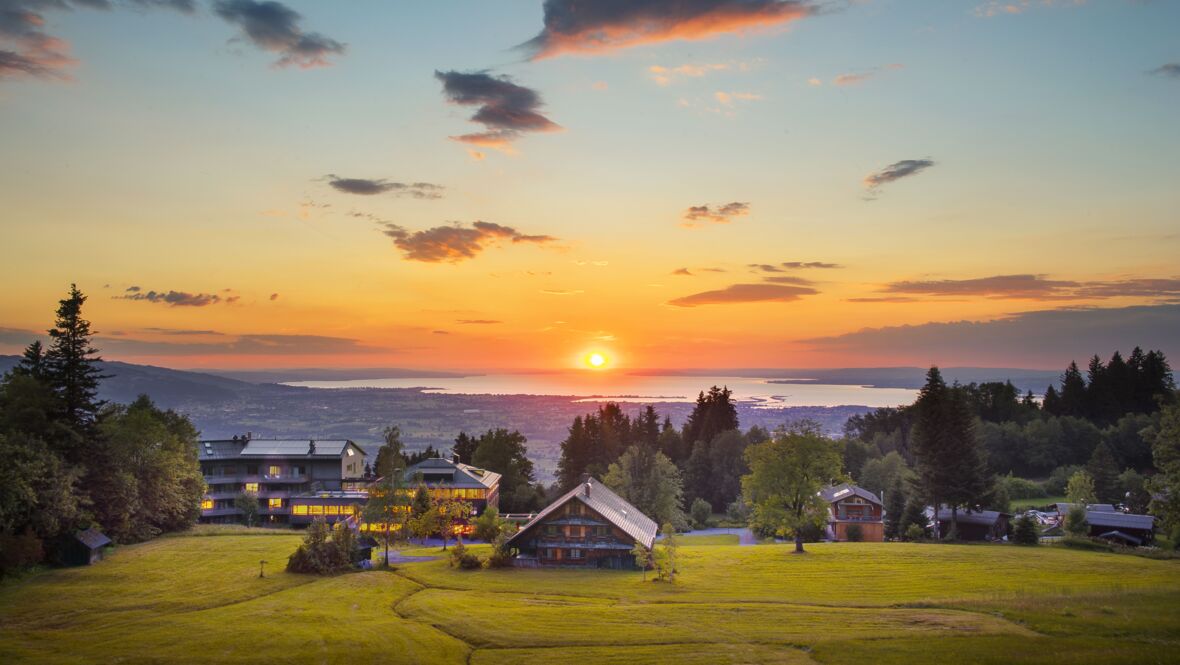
[287,519,356,575]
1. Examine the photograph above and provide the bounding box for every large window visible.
[292,505,309,515]
[268,465,281,477]
[268,498,282,509]
[200,499,214,510]
[308,505,324,515]
[568,549,583,559]
[244,482,259,493]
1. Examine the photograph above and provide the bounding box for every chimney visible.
[583,481,591,497]
[247,431,252,440]
[452,453,460,465]
[308,440,316,455]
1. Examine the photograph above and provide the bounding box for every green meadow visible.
[1,529,1177,664]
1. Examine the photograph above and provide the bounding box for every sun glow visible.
[586,352,607,369]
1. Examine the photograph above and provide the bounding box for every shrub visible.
[690,498,712,530]
[473,507,506,543]
[485,549,513,569]
[845,524,864,542]
[797,522,825,543]
[904,523,926,542]
[0,530,44,578]
[1065,506,1089,538]
[286,519,353,575]
[448,541,468,568]
[725,498,749,524]
[1000,474,1049,500]
[1012,514,1040,545]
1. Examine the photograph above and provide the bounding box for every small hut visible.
[62,528,112,566]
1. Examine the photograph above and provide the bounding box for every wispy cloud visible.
[522,0,815,59]
[1149,63,1180,79]
[830,63,903,87]
[115,287,238,307]
[648,60,757,85]
[863,159,935,195]
[974,0,1085,18]
[0,0,193,82]
[96,332,388,356]
[682,201,749,227]
[668,282,818,307]
[456,319,501,325]
[213,0,345,69]
[325,175,444,198]
[435,70,560,153]
[379,220,556,263]
[750,261,842,272]
[803,305,1180,367]
[876,274,1180,301]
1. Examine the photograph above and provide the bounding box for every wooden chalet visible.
[934,507,1010,541]
[819,483,885,541]
[505,477,657,569]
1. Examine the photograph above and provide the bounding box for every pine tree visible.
[1041,385,1062,416]
[909,368,991,539]
[43,285,106,440]
[1059,361,1087,417]
[452,431,478,464]
[14,341,47,380]
[883,476,906,540]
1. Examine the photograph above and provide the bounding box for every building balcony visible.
[200,507,243,517]
[834,515,882,522]
[535,536,626,549]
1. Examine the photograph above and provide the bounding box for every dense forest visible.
[0,286,204,576]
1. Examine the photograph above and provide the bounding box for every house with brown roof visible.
[819,483,885,542]
[505,478,657,569]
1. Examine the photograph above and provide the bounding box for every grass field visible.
[1,528,1177,664]
[1011,495,1067,510]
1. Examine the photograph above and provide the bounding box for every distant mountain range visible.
[0,357,1063,406]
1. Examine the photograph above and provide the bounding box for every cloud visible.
[325,175,444,198]
[714,90,762,106]
[803,305,1180,367]
[830,63,903,87]
[379,220,556,263]
[95,332,387,357]
[435,70,560,152]
[457,319,501,325]
[648,62,740,85]
[269,292,279,300]
[807,77,822,86]
[682,201,749,227]
[433,330,450,335]
[672,268,694,276]
[540,289,584,295]
[845,296,921,303]
[522,0,815,59]
[783,261,841,269]
[876,274,1180,301]
[115,289,234,307]
[1149,63,1180,79]
[0,0,193,81]
[763,275,814,285]
[863,159,935,194]
[141,327,223,335]
[974,0,1085,18]
[668,282,818,307]
[213,0,345,69]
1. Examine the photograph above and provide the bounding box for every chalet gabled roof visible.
[1085,511,1154,531]
[402,457,501,490]
[75,527,111,550]
[506,477,658,550]
[819,483,882,506]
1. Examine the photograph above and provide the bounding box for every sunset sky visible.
[2,0,1178,372]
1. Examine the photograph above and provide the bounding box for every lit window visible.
[244,483,259,493]
[292,505,309,515]
[326,505,340,515]
[201,499,214,510]
[268,465,281,477]
[268,498,282,509]
[308,505,324,515]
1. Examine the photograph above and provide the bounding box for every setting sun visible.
[587,352,607,369]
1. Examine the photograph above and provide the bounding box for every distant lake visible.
[284,373,918,408]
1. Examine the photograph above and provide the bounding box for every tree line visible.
[1,286,204,576]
